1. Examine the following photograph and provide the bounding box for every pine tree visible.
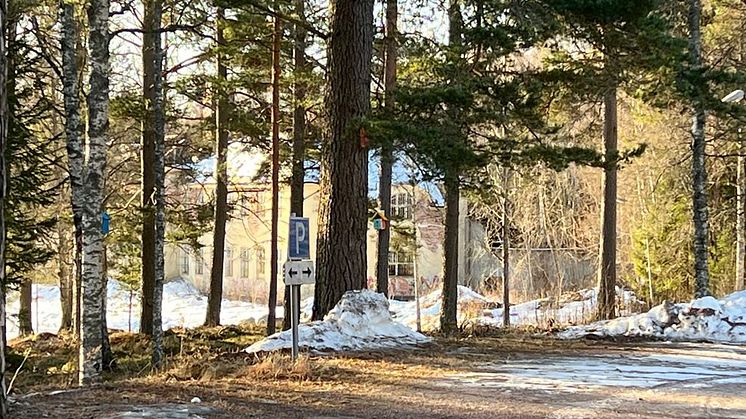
[0,0,8,411]
[375,0,398,298]
[312,0,375,319]
[283,0,307,332]
[205,6,230,327]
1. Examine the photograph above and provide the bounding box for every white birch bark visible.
[79,0,109,385]
[688,0,710,298]
[151,0,166,369]
[60,2,84,339]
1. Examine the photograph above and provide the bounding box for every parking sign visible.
[288,217,310,260]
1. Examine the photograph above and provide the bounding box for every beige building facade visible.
[165,151,501,302]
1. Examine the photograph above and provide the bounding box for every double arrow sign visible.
[284,260,315,286]
[287,266,313,278]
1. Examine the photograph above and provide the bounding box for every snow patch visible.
[6,279,281,340]
[246,289,430,353]
[390,285,643,331]
[560,291,746,343]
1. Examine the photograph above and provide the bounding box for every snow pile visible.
[390,285,643,331]
[392,285,491,331]
[6,279,282,339]
[479,286,643,328]
[559,291,746,343]
[246,289,430,353]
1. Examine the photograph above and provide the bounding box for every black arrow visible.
[288,269,298,277]
[303,267,312,276]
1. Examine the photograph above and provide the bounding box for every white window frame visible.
[388,250,414,277]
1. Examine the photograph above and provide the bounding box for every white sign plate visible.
[284,260,315,286]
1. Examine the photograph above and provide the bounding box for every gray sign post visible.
[285,216,314,361]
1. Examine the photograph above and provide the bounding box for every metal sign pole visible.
[291,284,299,361]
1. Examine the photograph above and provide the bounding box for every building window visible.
[389,251,414,277]
[180,249,190,275]
[225,247,233,277]
[195,248,204,275]
[240,248,250,278]
[391,192,413,220]
[256,247,266,275]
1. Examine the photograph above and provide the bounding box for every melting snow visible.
[390,286,643,331]
[436,345,746,392]
[560,290,746,343]
[6,279,281,340]
[246,289,430,353]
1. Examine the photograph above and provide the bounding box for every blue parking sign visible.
[288,217,310,260]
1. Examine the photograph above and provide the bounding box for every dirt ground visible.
[8,329,746,418]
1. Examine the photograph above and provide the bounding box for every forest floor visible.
[7,327,746,418]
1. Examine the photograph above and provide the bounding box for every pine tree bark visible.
[688,0,710,298]
[139,0,158,335]
[312,0,374,319]
[597,86,618,320]
[149,0,166,370]
[283,0,306,332]
[439,0,463,336]
[737,127,745,290]
[0,0,8,410]
[267,6,281,336]
[60,2,84,340]
[440,173,460,335]
[205,7,229,326]
[19,279,32,336]
[79,0,109,385]
[502,168,510,328]
[376,0,397,298]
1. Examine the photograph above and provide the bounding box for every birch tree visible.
[140,0,158,335]
[141,0,166,369]
[60,2,84,338]
[688,0,710,298]
[79,0,109,384]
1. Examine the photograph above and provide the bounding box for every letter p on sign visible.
[288,217,311,260]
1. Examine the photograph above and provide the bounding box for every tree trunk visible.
[205,7,229,327]
[737,127,745,291]
[18,279,32,336]
[688,0,710,298]
[312,0,374,320]
[0,0,8,409]
[376,0,397,298]
[597,86,618,320]
[139,0,158,337]
[79,0,109,385]
[150,0,166,370]
[283,0,306,332]
[58,220,73,332]
[267,6,281,336]
[101,246,114,370]
[439,0,463,336]
[502,168,510,328]
[60,2,84,340]
[440,173,460,335]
